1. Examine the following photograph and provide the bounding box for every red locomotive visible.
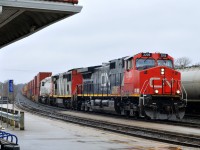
[23,52,187,120]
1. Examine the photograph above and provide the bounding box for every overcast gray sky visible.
[0,0,200,84]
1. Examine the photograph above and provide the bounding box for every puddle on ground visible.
[35,137,76,141]
[109,146,182,150]
[76,140,106,144]
[75,134,83,137]
[76,140,86,143]
[110,140,130,144]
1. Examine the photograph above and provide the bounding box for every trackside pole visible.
[15,110,19,128]
[20,111,24,130]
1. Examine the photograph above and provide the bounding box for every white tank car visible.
[40,77,52,103]
[178,67,200,113]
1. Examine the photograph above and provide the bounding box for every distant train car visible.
[39,77,52,104]
[23,52,186,120]
[178,67,200,114]
[49,69,83,107]
[21,84,28,96]
[34,72,52,102]
[23,72,52,102]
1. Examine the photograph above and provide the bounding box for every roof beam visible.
[0,9,24,28]
[0,0,82,12]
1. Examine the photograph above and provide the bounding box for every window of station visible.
[136,58,155,70]
[157,59,173,68]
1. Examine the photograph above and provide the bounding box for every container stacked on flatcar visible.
[22,72,52,102]
[23,52,186,120]
[21,84,28,96]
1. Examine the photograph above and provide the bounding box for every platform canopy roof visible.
[0,0,82,48]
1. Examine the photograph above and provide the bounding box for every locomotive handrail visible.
[140,80,149,95]
[142,82,150,96]
[178,80,187,105]
[143,82,150,105]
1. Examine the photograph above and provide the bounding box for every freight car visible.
[23,52,187,120]
[178,67,200,114]
[25,72,52,102]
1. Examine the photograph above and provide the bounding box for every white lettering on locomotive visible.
[149,77,172,88]
[101,72,110,87]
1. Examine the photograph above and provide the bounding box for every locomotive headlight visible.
[161,68,165,75]
[176,90,181,94]
[155,89,159,94]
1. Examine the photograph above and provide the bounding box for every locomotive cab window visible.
[125,59,133,70]
[110,62,116,69]
[136,58,155,70]
[67,84,70,92]
[157,59,173,68]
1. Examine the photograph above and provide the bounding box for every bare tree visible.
[175,57,191,68]
[193,62,200,67]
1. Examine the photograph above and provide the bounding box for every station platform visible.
[1,107,191,150]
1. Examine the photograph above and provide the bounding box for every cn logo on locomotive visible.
[149,77,172,88]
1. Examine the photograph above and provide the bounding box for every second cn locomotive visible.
[23,52,187,120]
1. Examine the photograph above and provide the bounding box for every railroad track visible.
[15,93,200,148]
[18,94,200,129]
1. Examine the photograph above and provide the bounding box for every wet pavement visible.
[1,108,198,150]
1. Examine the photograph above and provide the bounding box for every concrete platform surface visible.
[1,110,195,150]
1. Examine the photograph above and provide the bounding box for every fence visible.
[0,107,24,130]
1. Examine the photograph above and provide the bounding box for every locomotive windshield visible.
[136,58,155,70]
[157,59,173,68]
